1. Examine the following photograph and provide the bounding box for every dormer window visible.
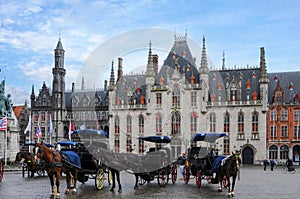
[275,92,283,104]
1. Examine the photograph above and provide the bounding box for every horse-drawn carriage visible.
[15,141,53,177]
[183,132,228,188]
[59,129,112,190]
[123,135,177,188]
[0,156,4,182]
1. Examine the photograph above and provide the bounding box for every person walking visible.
[178,152,186,180]
[270,159,276,171]
[263,159,269,171]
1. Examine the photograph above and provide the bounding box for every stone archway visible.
[293,145,300,162]
[242,146,254,165]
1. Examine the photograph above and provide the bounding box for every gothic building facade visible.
[29,38,109,143]
[29,34,300,165]
[108,35,269,164]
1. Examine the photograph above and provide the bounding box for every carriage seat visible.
[142,150,165,169]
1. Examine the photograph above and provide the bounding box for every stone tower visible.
[52,37,66,139]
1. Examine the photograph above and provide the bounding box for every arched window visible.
[252,111,259,132]
[156,113,162,133]
[126,115,132,134]
[138,114,144,135]
[190,113,197,133]
[172,86,180,107]
[114,136,120,153]
[238,111,244,133]
[126,136,132,153]
[210,112,216,132]
[269,145,278,160]
[280,145,289,159]
[171,111,181,135]
[224,112,230,132]
[114,116,120,135]
[275,92,283,104]
[138,139,144,154]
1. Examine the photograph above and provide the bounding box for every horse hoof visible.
[55,194,60,199]
[110,188,114,192]
[218,189,222,192]
[118,189,122,193]
[72,189,77,195]
[134,186,139,190]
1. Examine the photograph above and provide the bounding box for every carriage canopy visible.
[138,135,171,143]
[191,132,228,143]
[72,129,109,138]
[23,141,54,148]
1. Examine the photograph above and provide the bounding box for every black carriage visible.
[183,132,228,188]
[20,141,53,177]
[134,135,177,187]
[60,129,112,190]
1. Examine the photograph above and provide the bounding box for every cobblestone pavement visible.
[0,165,299,199]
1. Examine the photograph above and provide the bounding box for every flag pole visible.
[4,112,7,166]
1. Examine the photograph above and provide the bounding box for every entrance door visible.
[242,147,254,165]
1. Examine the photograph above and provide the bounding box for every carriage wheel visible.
[158,169,168,187]
[171,164,177,184]
[95,169,105,190]
[0,160,4,182]
[107,170,113,185]
[196,170,201,188]
[222,176,228,188]
[183,166,190,184]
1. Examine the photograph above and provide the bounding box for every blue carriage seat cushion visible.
[61,151,81,168]
[212,155,226,172]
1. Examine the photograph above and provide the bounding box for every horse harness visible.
[39,146,63,168]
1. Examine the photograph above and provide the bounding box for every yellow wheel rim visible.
[96,169,105,190]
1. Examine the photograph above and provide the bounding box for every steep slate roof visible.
[65,90,108,110]
[115,74,146,104]
[208,68,261,102]
[268,71,300,104]
[156,37,199,85]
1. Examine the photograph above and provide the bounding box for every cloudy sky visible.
[1,0,300,105]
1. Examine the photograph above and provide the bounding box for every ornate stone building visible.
[267,72,300,164]
[108,35,269,164]
[29,37,109,143]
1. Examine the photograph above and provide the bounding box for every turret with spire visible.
[145,41,155,85]
[52,35,66,139]
[258,47,269,113]
[199,36,209,113]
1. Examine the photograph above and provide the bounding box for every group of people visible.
[263,158,294,171]
[263,159,276,171]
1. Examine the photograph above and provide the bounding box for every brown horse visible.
[217,151,241,197]
[15,151,36,177]
[35,142,78,198]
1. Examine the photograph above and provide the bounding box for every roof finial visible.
[222,49,225,70]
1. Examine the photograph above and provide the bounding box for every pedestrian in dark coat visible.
[270,159,276,171]
[263,159,269,171]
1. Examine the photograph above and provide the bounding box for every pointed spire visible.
[55,35,64,50]
[222,49,225,70]
[30,84,35,102]
[200,36,209,74]
[110,60,115,86]
[259,47,269,83]
[81,76,85,90]
[146,40,155,78]
[148,40,152,65]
